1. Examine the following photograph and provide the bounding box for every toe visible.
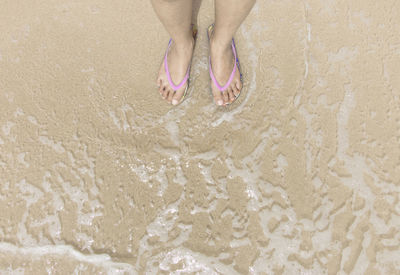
[163,89,169,101]
[211,82,224,106]
[163,88,169,100]
[233,81,242,97]
[222,90,229,104]
[157,77,162,88]
[236,80,242,91]
[159,83,165,95]
[164,87,171,100]
[172,86,186,105]
[233,86,240,97]
[167,89,175,103]
[213,91,224,106]
[228,88,235,102]
[161,86,168,99]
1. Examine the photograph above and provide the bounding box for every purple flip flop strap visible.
[209,39,238,92]
[164,39,191,91]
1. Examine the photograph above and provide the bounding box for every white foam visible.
[38,135,66,153]
[165,120,180,147]
[157,247,235,275]
[0,242,137,274]
[2,121,15,136]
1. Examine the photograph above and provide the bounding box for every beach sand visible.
[1,0,399,274]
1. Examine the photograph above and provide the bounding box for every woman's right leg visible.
[150,0,194,105]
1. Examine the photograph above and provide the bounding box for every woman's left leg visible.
[208,0,256,105]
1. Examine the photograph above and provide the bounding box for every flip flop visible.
[163,24,198,105]
[207,23,243,106]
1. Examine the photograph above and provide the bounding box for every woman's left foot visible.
[208,28,243,106]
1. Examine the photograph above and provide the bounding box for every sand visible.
[1,0,400,274]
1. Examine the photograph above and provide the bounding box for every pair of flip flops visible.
[162,23,243,106]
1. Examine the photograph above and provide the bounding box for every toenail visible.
[172,99,178,105]
[217,100,223,106]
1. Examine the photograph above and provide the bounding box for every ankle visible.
[210,35,232,55]
[172,33,194,52]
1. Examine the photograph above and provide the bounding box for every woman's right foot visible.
[157,35,195,105]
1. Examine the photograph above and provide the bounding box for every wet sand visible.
[1,0,400,274]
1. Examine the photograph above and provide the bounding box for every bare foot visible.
[157,36,195,105]
[208,27,242,106]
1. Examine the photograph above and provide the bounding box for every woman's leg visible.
[151,0,195,105]
[192,0,203,27]
[209,0,256,105]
